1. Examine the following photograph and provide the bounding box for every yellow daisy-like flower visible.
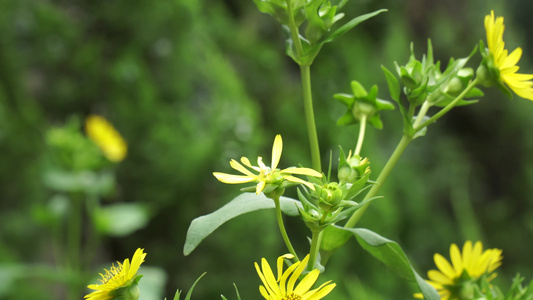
[415,241,502,300]
[85,115,128,162]
[85,248,147,300]
[213,134,322,195]
[484,10,533,100]
[255,254,336,300]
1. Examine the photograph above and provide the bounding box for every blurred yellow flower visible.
[255,254,336,300]
[213,134,322,194]
[485,10,533,100]
[415,241,502,300]
[86,115,127,162]
[85,248,146,300]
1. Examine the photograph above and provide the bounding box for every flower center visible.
[99,262,123,284]
[282,293,302,300]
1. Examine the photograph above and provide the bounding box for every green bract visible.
[393,40,481,107]
[334,81,395,129]
[253,0,386,66]
[477,40,514,100]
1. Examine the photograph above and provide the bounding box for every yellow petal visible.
[293,269,319,295]
[283,175,316,190]
[230,159,256,177]
[501,47,522,69]
[271,135,283,170]
[433,253,455,279]
[304,282,336,300]
[287,255,309,294]
[449,243,463,276]
[281,167,322,177]
[427,270,453,285]
[213,172,256,184]
[261,258,281,297]
[256,180,266,194]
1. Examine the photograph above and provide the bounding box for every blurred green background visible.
[1,0,533,299]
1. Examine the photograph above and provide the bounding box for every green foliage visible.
[340,227,440,300]
[183,193,302,256]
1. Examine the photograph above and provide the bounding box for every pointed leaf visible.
[184,272,206,300]
[322,9,387,44]
[184,193,302,255]
[339,227,440,300]
[382,65,400,103]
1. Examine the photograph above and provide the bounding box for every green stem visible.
[286,0,304,59]
[301,65,321,172]
[413,100,431,129]
[273,195,299,261]
[344,134,413,228]
[414,78,480,132]
[67,194,82,300]
[286,0,321,172]
[307,230,323,271]
[354,115,367,156]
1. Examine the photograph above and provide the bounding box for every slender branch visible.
[285,0,321,171]
[285,0,303,59]
[273,195,299,261]
[414,78,480,132]
[301,65,322,172]
[67,193,82,300]
[412,100,431,129]
[354,115,367,156]
[307,230,323,271]
[344,134,413,228]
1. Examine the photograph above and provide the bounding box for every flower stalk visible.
[273,195,299,261]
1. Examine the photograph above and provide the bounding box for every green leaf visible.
[322,9,387,44]
[183,193,301,255]
[339,227,440,300]
[382,65,400,103]
[95,203,150,237]
[184,272,206,300]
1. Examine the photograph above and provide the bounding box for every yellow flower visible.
[255,254,336,300]
[415,241,502,300]
[484,10,533,100]
[213,134,322,195]
[85,248,147,300]
[85,115,127,162]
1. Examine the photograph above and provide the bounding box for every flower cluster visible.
[255,254,336,300]
[85,248,146,300]
[415,241,502,300]
[213,134,322,196]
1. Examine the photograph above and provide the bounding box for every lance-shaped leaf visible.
[183,193,301,255]
[338,227,440,300]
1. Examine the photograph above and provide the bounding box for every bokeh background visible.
[1,0,533,299]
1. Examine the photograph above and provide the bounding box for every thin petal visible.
[230,159,256,177]
[502,47,522,69]
[427,270,453,285]
[294,270,319,295]
[262,258,281,297]
[304,283,336,300]
[434,253,455,279]
[255,262,277,297]
[449,244,463,276]
[281,167,322,177]
[257,157,268,170]
[271,134,283,170]
[128,248,146,278]
[283,175,316,190]
[287,255,309,294]
[256,180,266,194]
[213,172,256,184]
